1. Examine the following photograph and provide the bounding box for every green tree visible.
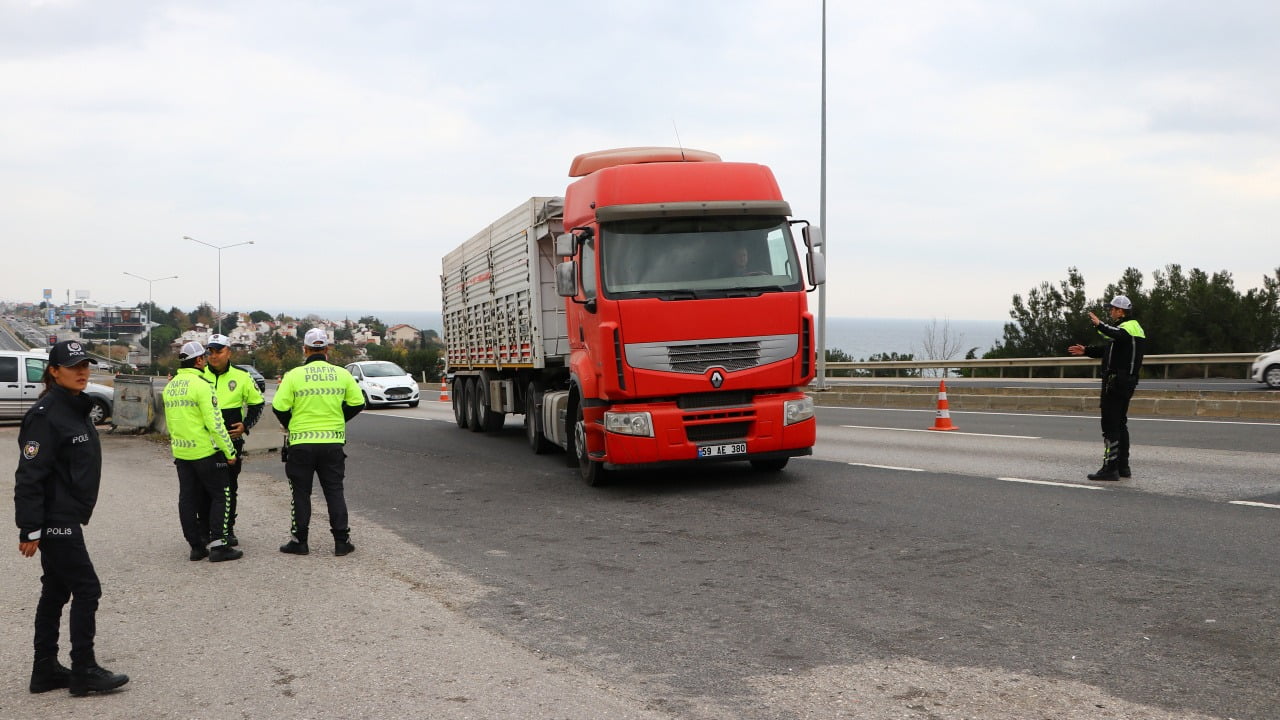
[987,267,1089,360]
[249,310,273,324]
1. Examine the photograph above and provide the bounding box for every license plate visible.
[698,442,747,458]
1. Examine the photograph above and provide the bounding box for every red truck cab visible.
[556,147,825,484]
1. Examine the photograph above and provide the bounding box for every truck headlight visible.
[784,397,814,425]
[604,411,654,437]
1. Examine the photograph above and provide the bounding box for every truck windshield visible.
[599,216,803,298]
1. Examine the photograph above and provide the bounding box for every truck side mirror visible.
[806,248,826,288]
[555,261,578,297]
[802,225,823,251]
[555,233,576,257]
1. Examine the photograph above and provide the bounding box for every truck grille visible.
[685,421,750,442]
[625,334,798,374]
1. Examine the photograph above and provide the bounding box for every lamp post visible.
[123,272,178,374]
[183,236,254,334]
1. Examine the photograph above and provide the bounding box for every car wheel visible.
[1265,364,1280,389]
[88,398,110,426]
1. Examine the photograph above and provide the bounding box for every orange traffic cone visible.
[928,379,958,431]
[438,379,450,402]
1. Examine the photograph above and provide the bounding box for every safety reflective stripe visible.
[289,430,346,443]
[294,387,347,397]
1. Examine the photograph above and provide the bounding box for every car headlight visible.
[784,396,815,425]
[604,411,654,437]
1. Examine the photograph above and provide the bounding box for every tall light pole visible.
[124,272,178,374]
[184,236,254,334]
[815,0,829,389]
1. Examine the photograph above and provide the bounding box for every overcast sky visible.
[2,0,1277,321]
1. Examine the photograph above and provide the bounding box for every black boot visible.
[334,539,355,556]
[29,657,71,693]
[1088,436,1121,481]
[1118,465,1132,478]
[208,544,243,562]
[279,537,309,555]
[226,530,239,547]
[189,544,209,561]
[69,664,129,696]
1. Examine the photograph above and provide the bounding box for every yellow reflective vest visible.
[163,367,237,461]
[272,358,364,444]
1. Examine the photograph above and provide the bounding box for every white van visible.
[0,349,114,423]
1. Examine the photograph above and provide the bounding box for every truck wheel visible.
[526,383,552,454]
[750,458,789,472]
[464,378,482,432]
[451,378,466,428]
[574,402,608,486]
[477,372,505,432]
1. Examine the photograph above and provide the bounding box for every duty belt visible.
[289,430,346,443]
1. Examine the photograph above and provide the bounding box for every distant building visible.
[385,323,420,346]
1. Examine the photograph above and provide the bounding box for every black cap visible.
[49,340,97,367]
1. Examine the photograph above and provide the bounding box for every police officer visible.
[162,341,242,562]
[15,340,129,696]
[272,328,364,556]
[1068,295,1147,481]
[202,334,264,546]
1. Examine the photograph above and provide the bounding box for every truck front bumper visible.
[589,391,817,469]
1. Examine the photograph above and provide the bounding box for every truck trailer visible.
[442,147,825,485]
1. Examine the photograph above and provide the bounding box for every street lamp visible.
[183,235,254,334]
[123,272,178,374]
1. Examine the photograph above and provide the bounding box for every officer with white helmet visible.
[1068,295,1147,481]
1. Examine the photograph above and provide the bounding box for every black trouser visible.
[34,522,101,668]
[285,443,349,544]
[1099,373,1138,467]
[226,438,245,533]
[176,453,232,547]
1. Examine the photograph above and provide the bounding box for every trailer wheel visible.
[477,371,505,432]
[451,378,466,428]
[574,402,608,486]
[464,378,481,432]
[750,458,789,472]
[525,383,552,454]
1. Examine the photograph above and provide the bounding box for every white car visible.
[346,360,420,408]
[0,348,114,423]
[1251,348,1280,389]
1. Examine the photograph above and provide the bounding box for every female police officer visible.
[14,340,129,696]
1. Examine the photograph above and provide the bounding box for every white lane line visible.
[364,412,447,422]
[997,477,1104,490]
[1229,501,1280,510]
[840,424,1040,440]
[848,462,924,472]
[819,405,1280,427]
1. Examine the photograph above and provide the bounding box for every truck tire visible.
[451,378,466,428]
[477,371,505,432]
[574,401,608,486]
[464,378,482,432]
[750,457,789,472]
[525,382,552,454]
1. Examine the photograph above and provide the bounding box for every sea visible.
[310,309,1007,361]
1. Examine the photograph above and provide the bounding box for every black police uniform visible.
[205,364,264,542]
[1083,316,1146,476]
[14,382,126,694]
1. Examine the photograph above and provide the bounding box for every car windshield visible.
[361,362,407,377]
[599,216,803,298]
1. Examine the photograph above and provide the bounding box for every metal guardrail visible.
[825,353,1262,379]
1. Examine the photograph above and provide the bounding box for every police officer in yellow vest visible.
[202,334,264,546]
[162,341,242,562]
[272,328,364,556]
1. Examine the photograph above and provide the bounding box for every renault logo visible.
[709,370,724,389]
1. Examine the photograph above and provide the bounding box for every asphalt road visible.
[250,401,1280,719]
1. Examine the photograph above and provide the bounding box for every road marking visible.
[839,424,1040,439]
[820,405,1280,427]
[848,462,924,472]
[364,412,447,422]
[1229,500,1280,510]
[997,477,1104,490]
